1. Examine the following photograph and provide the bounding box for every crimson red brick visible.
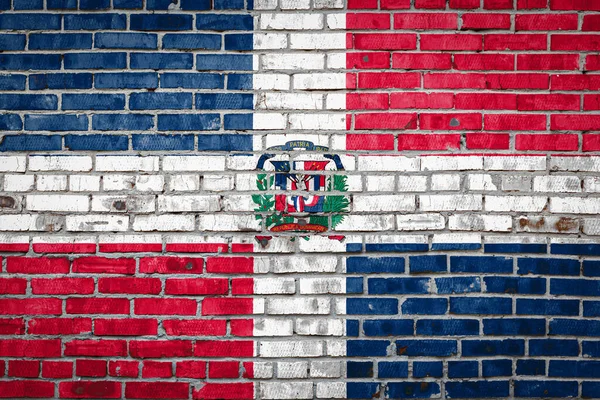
[462,13,511,30]
[485,114,547,130]
[421,34,482,50]
[424,73,486,89]
[8,360,40,378]
[516,134,579,151]
[355,113,417,130]
[518,54,579,70]
[59,381,121,399]
[552,34,600,51]
[125,382,189,400]
[381,0,410,8]
[348,0,377,8]
[32,243,95,254]
[0,278,27,294]
[230,319,253,337]
[347,13,391,30]
[66,298,129,315]
[72,257,135,274]
[398,134,461,150]
[450,0,480,8]
[583,15,600,31]
[242,362,253,378]
[28,318,92,335]
[94,318,158,336]
[7,257,69,274]
[357,72,421,88]
[195,340,254,357]
[347,93,389,110]
[347,52,390,69]
[518,0,547,8]
[466,133,510,149]
[142,361,172,378]
[134,298,197,316]
[420,113,483,130]
[550,0,600,10]
[485,0,514,8]
[394,13,458,30]
[347,73,357,89]
[165,278,228,295]
[583,134,600,151]
[165,243,227,253]
[455,93,518,110]
[484,34,547,50]
[42,361,73,379]
[193,383,254,400]
[176,361,207,378]
[485,73,549,90]
[517,94,580,110]
[163,319,227,336]
[584,95,600,110]
[140,257,203,274]
[0,381,54,398]
[206,257,253,273]
[202,298,253,315]
[586,55,600,71]
[390,92,454,109]
[0,298,62,316]
[231,278,253,295]
[415,0,446,8]
[393,53,452,70]
[108,360,138,378]
[551,115,600,131]
[347,134,395,150]
[516,14,578,31]
[353,34,417,50]
[551,75,600,90]
[0,339,61,358]
[98,277,161,294]
[129,340,193,358]
[76,359,107,377]
[99,243,162,253]
[64,340,127,357]
[209,361,239,379]
[0,318,25,335]
[31,278,94,295]
[454,54,515,71]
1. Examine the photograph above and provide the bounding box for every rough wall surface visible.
[0,0,600,398]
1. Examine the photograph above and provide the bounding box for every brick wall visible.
[0,0,599,398]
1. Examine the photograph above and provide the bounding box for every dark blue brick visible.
[24,115,87,132]
[416,319,479,336]
[347,383,379,400]
[64,53,126,69]
[515,380,578,398]
[196,14,253,30]
[346,277,363,294]
[65,135,128,151]
[483,318,545,336]
[247,0,254,9]
[518,257,579,276]
[552,243,600,255]
[132,134,194,151]
[214,0,245,8]
[14,0,43,9]
[47,0,77,8]
[163,34,221,50]
[161,73,223,89]
[346,298,398,315]
[431,242,481,251]
[64,14,126,30]
[197,134,252,151]
[346,243,362,252]
[551,278,600,296]
[0,55,61,71]
[93,114,154,131]
[96,33,157,49]
[516,359,545,376]
[0,0,8,9]
[413,362,442,378]
[114,0,142,7]
[409,255,446,274]
[483,276,545,295]
[227,74,252,90]
[131,53,193,70]
[0,35,25,51]
[146,0,177,8]
[130,93,192,110]
[368,278,429,295]
[584,260,600,277]
[436,277,480,294]
[29,33,92,50]
[378,362,408,378]
[448,361,478,379]
[347,340,389,357]
[584,301,600,317]
[395,340,457,357]
[30,73,92,90]
[225,34,253,50]
[402,298,447,315]
[363,319,413,336]
[446,382,509,399]
[482,359,511,377]
[0,75,26,91]
[462,339,524,356]
[0,95,57,110]
[365,243,428,252]
[529,339,579,356]
[0,14,61,30]
[485,243,546,253]
[346,320,359,337]
[224,114,252,130]
[550,360,600,378]
[0,135,61,152]
[196,94,253,110]
[197,55,253,71]
[583,382,600,399]
[450,297,511,315]
[387,382,440,399]
[550,319,600,337]
[0,115,22,131]
[95,73,158,89]
[583,341,600,357]
[62,94,125,110]
[180,0,211,8]
[347,361,372,378]
[517,299,579,316]
[130,14,193,31]
[80,0,110,9]
[451,256,513,273]
[346,257,404,274]
[158,114,220,131]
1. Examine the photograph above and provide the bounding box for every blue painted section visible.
[65,135,128,151]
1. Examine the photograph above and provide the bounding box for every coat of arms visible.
[252,141,350,233]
